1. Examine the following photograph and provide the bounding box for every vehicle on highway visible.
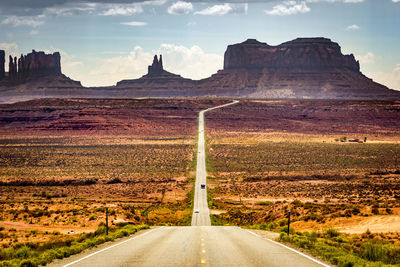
[194,209,199,213]
[201,184,206,189]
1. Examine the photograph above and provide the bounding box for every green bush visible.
[0,224,149,266]
[362,242,383,262]
[324,228,340,238]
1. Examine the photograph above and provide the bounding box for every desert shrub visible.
[293,235,311,249]
[88,214,98,221]
[280,226,294,235]
[0,247,15,260]
[324,228,340,238]
[0,225,149,266]
[383,244,400,264]
[19,259,37,267]
[279,232,289,242]
[306,231,319,243]
[362,242,383,262]
[15,247,31,259]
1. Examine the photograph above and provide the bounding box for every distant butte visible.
[1,37,400,102]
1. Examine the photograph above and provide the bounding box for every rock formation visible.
[0,50,4,80]
[1,38,399,102]
[148,55,163,76]
[0,50,82,103]
[6,50,62,84]
[116,54,194,95]
[112,39,400,99]
[197,38,399,99]
[224,38,359,71]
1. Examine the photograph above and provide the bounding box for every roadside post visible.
[105,207,109,236]
[287,208,291,237]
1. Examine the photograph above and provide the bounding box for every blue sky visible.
[0,0,399,89]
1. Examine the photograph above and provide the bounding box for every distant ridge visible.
[1,38,399,102]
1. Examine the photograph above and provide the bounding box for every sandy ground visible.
[0,221,97,234]
[293,214,400,234]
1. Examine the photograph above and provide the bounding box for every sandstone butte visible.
[1,37,399,102]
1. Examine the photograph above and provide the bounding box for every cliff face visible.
[116,54,195,95]
[224,38,359,71]
[0,50,4,80]
[0,50,82,103]
[6,50,61,83]
[1,38,399,102]
[195,38,399,99]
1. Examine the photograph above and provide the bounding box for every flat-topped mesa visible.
[8,50,61,83]
[224,38,360,72]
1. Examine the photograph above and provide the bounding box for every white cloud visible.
[0,43,20,71]
[43,3,97,16]
[355,52,375,64]
[29,29,39,35]
[167,1,193,15]
[305,0,364,2]
[368,64,400,90]
[1,15,44,27]
[102,3,144,16]
[195,3,248,16]
[0,43,19,56]
[101,0,167,16]
[87,44,222,87]
[120,21,148,26]
[265,1,310,16]
[392,0,400,2]
[346,24,360,30]
[155,44,222,79]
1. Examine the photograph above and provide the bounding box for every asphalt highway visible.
[51,100,329,267]
[52,226,328,267]
[191,100,239,226]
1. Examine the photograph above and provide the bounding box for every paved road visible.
[51,100,329,267]
[52,226,328,267]
[191,100,239,226]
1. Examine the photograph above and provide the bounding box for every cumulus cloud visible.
[1,15,45,27]
[305,0,363,2]
[168,1,194,15]
[265,0,364,16]
[120,21,148,26]
[43,3,97,16]
[155,44,222,79]
[265,1,310,16]
[87,44,222,86]
[102,3,144,15]
[355,52,375,64]
[346,24,360,30]
[195,3,248,15]
[0,43,20,71]
[0,43,19,57]
[368,64,400,91]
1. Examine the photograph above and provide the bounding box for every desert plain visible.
[0,98,399,266]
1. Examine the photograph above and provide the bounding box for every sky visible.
[0,0,399,89]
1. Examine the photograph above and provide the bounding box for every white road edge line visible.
[63,227,163,267]
[245,229,331,267]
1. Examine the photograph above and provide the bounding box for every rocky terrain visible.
[1,38,399,102]
[0,50,82,103]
